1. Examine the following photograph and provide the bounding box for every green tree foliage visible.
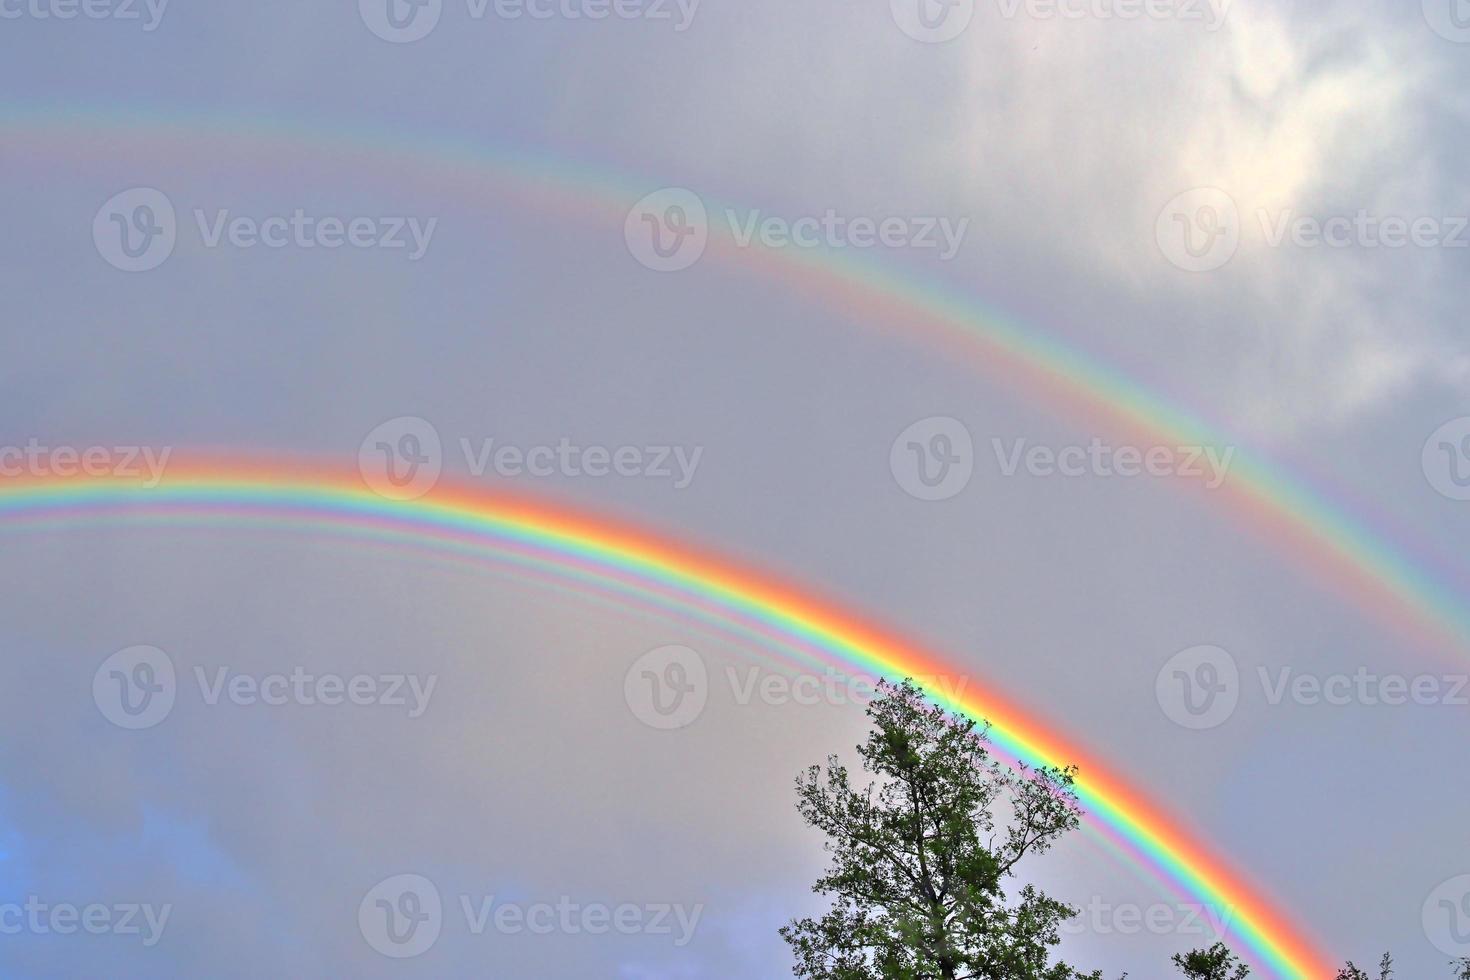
[1171,943,1250,980]
[779,679,1461,980]
[780,679,1104,980]
[1335,953,1392,980]
[1334,952,1470,979]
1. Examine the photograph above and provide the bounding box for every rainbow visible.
[7,103,1469,669]
[0,459,1336,978]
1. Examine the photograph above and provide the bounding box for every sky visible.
[1,0,1469,976]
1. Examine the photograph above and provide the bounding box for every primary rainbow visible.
[0,459,1335,978]
[7,103,1469,669]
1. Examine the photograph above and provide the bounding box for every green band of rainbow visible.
[0,461,1335,978]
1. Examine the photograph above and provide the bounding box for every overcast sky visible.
[2,0,1469,976]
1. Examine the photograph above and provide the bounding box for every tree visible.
[1335,953,1392,980]
[780,679,1104,980]
[779,679,1461,980]
[1171,943,1250,980]
[1180,946,1470,980]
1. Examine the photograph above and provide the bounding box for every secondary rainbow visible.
[7,103,1468,668]
[0,460,1336,978]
